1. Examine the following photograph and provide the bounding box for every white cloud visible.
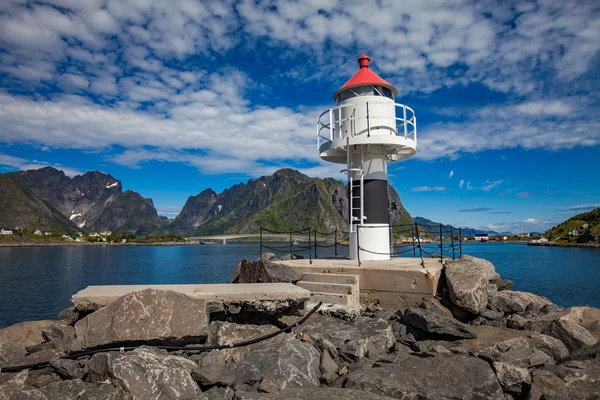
[459,179,465,189]
[412,186,447,192]
[0,153,84,177]
[448,170,454,178]
[480,180,503,191]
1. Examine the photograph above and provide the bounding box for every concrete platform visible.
[72,283,310,311]
[280,257,444,308]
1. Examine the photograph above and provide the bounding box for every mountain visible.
[0,173,79,233]
[414,216,501,236]
[171,168,412,235]
[544,207,600,242]
[7,167,162,235]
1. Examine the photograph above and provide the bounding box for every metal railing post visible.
[439,223,443,264]
[403,105,408,138]
[308,229,312,264]
[357,225,361,266]
[334,229,338,257]
[329,108,333,141]
[289,228,292,259]
[314,229,318,259]
[411,225,416,257]
[451,226,456,259]
[366,102,370,137]
[415,222,425,267]
[459,228,463,258]
[259,226,263,259]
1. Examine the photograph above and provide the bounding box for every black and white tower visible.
[317,54,417,261]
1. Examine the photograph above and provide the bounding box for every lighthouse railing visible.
[317,102,417,150]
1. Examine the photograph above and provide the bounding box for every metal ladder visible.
[344,168,364,231]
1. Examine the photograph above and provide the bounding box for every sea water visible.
[0,241,598,328]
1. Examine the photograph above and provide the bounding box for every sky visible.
[0,0,598,234]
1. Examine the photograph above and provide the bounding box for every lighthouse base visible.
[350,224,390,261]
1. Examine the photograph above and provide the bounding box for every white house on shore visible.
[474,234,489,242]
[1,228,13,235]
[530,237,549,244]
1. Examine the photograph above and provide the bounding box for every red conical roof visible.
[334,54,398,100]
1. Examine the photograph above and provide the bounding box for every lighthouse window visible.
[336,86,393,102]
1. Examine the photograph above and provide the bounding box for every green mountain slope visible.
[544,207,600,243]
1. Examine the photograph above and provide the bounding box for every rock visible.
[319,349,338,375]
[445,256,493,314]
[25,367,60,388]
[40,379,123,399]
[42,321,75,352]
[207,321,292,362]
[235,259,299,284]
[503,291,552,309]
[199,386,235,400]
[49,357,84,380]
[87,346,201,399]
[546,359,600,399]
[260,252,277,261]
[558,306,600,341]
[0,370,29,398]
[73,289,209,349]
[231,340,320,392]
[402,307,478,339]
[444,326,568,368]
[492,361,531,395]
[235,387,397,399]
[0,320,56,349]
[346,352,503,400]
[0,343,26,366]
[298,316,394,362]
[482,308,504,321]
[57,308,80,324]
[488,292,529,314]
[192,364,235,387]
[418,298,453,317]
[490,278,513,291]
[527,369,566,400]
[547,319,597,352]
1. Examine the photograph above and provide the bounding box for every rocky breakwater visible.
[1,255,599,399]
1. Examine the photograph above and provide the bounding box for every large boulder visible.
[442,325,568,368]
[0,320,56,349]
[206,321,293,362]
[492,361,531,396]
[547,319,597,352]
[236,387,396,399]
[231,340,320,392]
[87,346,201,399]
[546,359,600,399]
[488,291,529,314]
[503,291,552,309]
[297,315,394,362]
[444,256,496,314]
[42,321,75,352]
[73,289,209,349]
[233,259,299,284]
[402,307,477,339]
[527,369,567,400]
[346,352,504,400]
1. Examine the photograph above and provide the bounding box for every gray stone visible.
[482,308,504,321]
[527,369,566,400]
[504,291,553,309]
[40,379,124,400]
[207,321,292,362]
[235,259,299,284]
[445,256,493,314]
[546,319,597,352]
[199,386,235,400]
[346,352,504,400]
[298,316,394,362]
[488,292,529,314]
[0,343,26,366]
[73,289,209,350]
[191,364,235,387]
[418,298,453,318]
[57,308,80,324]
[87,346,200,399]
[506,314,527,330]
[231,340,320,392]
[25,368,60,388]
[492,361,531,395]
[490,278,513,291]
[42,321,75,352]
[0,320,56,349]
[49,357,84,380]
[260,252,277,261]
[319,350,338,375]
[402,307,478,339]
[235,387,396,399]
[546,359,600,400]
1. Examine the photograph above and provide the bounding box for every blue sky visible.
[0,0,598,233]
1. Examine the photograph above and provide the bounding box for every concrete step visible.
[300,272,359,286]
[308,292,353,308]
[296,281,353,295]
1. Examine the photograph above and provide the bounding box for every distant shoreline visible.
[528,241,600,249]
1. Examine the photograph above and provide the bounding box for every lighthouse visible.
[317,54,417,261]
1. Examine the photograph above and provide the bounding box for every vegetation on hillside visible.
[544,207,600,243]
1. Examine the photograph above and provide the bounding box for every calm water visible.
[0,242,599,328]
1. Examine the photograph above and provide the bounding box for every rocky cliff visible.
[0,173,79,233]
[171,169,412,235]
[6,167,162,235]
